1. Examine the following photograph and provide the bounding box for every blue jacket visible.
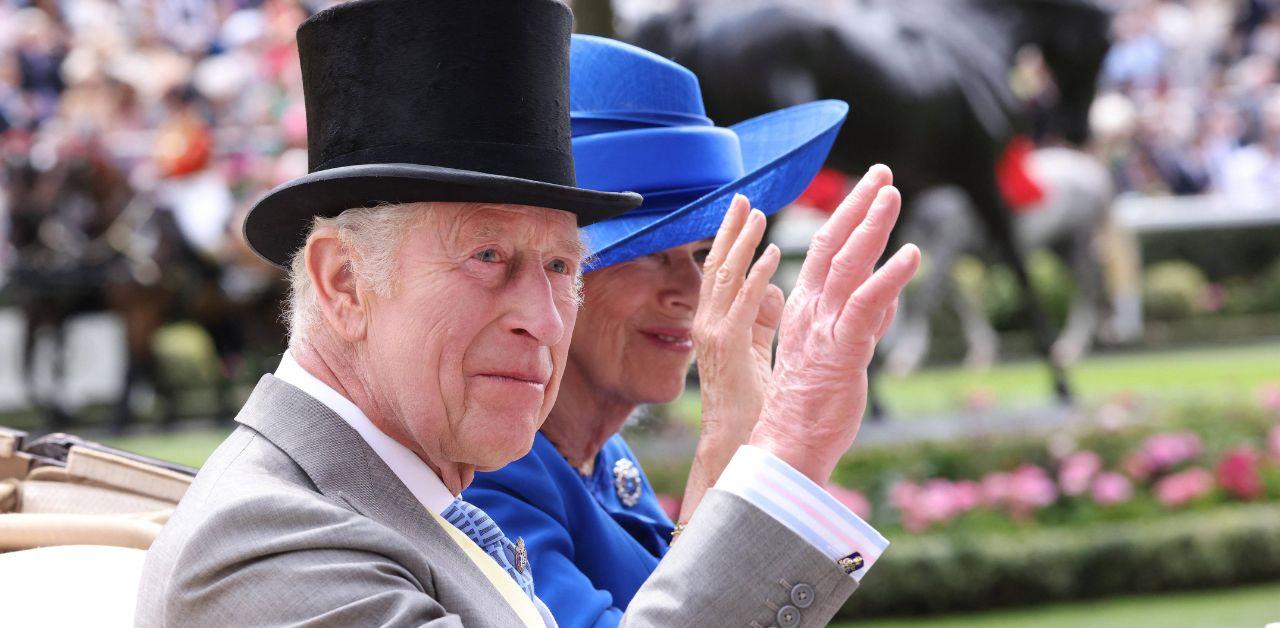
[464,432,674,627]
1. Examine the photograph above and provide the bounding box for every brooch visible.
[514,537,529,575]
[613,459,643,507]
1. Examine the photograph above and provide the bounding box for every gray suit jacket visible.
[137,375,859,627]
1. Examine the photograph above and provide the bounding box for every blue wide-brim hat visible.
[571,35,848,271]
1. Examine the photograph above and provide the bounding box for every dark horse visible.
[632,0,1112,408]
[3,136,286,433]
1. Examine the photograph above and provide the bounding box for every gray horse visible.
[885,146,1115,375]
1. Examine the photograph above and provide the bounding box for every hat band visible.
[313,140,576,188]
[570,109,714,137]
[572,126,743,198]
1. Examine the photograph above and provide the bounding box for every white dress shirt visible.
[275,351,455,513]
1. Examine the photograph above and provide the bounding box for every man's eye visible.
[547,258,569,275]
[474,248,501,263]
[693,249,712,266]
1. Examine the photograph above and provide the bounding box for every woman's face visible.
[567,239,712,406]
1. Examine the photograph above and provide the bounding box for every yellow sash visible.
[428,510,543,627]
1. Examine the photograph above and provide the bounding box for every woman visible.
[463,36,874,626]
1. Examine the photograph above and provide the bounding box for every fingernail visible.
[732,193,747,205]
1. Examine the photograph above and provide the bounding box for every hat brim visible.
[582,100,847,271]
[245,163,642,267]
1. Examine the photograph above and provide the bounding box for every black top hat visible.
[244,0,642,267]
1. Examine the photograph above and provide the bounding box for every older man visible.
[136,0,919,626]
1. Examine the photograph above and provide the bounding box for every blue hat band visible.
[572,126,744,201]
[570,109,714,137]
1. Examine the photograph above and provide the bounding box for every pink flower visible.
[889,481,929,532]
[889,479,979,532]
[916,479,962,523]
[1269,425,1280,461]
[1258,383,1280,414]
[952,480,983,512]
[1091,472,1133,506]
[1140,432,1203,471]
[966,388,997,412]
[1196,283,1224,313]
[1058,450,1103,496]
[826,484,872,520]
[1122,452,1153,480]
[1008,464,1058,518]
[655,493,681,521]
[1153,467,1214,507]
[980,471,1014,507]
[1216,447,1264,501]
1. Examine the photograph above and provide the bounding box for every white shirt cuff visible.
[713,445,888,581]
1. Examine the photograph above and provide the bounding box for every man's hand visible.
[749,165,920,485]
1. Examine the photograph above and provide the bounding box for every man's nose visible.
[504,262,566,346]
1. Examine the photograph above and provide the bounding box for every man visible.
[136,0,920,626]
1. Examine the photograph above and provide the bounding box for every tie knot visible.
[444,498,507,548]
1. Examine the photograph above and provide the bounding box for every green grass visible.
[663,339,1280,424]
[877,339,1280,417]
[835,581,1280,628]
[102,428,233,468]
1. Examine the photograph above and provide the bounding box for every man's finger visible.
[836,244,920,341]
[818,185,901,314]
[728,243,781,326]
[794,165,892,294]
[875,297,898,344]
[700,194,752,305]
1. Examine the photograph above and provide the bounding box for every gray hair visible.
[285,203,430,344]
[285,201,587,344]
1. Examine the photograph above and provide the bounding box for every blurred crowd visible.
[0,0,340,275]
[1092,0,1280,207]
[0,0,1278,277]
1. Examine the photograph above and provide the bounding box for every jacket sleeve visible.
[465,484,624,628]
[620,489,859,628]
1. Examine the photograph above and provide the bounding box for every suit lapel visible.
[235,375,538,626]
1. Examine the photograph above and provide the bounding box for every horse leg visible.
[1052,208,1106,366]
[885,187,973,375]
[951,271,1000,369]
[970,182,1073,404]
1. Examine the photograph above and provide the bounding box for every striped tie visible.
[440,498,537,602]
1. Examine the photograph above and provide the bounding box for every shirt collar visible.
[274,351,457,514]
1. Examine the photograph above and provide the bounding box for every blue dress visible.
[464,431,674,627]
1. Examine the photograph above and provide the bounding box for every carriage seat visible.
[0,428,193,551]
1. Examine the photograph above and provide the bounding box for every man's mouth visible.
[473,371,548,388]
[639,327,694,352]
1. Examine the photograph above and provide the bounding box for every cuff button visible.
[777,605,800,628]
[790,583,815,608]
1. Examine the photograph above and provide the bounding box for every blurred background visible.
[0,0,1277,625]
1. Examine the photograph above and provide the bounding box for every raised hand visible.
[679,194,784,521]
[693,194,784,445]
[749,165,920,484]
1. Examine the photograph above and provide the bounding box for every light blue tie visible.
[440,498,537,602]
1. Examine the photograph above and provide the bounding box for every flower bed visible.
[643,387,1280,614]
[836,502,1280,618]
[828,392,1280,534]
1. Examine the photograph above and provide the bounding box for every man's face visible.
[364,203,584,471]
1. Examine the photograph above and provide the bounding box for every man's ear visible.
[305,227,368,342]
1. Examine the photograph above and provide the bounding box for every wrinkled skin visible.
[296,203,585,491]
